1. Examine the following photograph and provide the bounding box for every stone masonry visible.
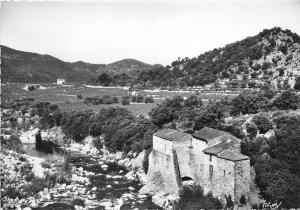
[147,127,250,204]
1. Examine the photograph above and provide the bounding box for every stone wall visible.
[148,134,250,203]
[234,159,250,203]
[147,136,179,194]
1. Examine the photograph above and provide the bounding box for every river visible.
[35,154,162,210]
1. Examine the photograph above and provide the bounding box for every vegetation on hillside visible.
[136,27,300,89]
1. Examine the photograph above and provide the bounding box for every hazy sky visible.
[1,0,300,65]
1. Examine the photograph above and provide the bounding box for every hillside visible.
[97,59,155,77]
[0,46,156,83]
[137,27,300,90]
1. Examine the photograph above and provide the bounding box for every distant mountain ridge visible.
[0,45,157,83]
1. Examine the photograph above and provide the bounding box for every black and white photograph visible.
[1,0,300,209]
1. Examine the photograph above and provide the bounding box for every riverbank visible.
[1,129,163,210]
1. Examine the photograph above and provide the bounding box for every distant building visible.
[57,79,65,85]
[147,127,250,203]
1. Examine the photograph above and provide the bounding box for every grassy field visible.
[1,83,239,117]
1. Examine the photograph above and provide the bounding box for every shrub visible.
[271,90,300,110]
[252,113,273,134]
[251,64,261,71]
[261,62,272,71]
[77,94,83,99]
[278,67,285,77]
[2,186,21,199]
[71,198,85,207]
[92,137,103,151]
[102,98,114,104]
[1,135,24,153]
[245,122,258,139]
[132,95,137,103]
[136,94,144,103]
[121,96,130,106]
[27,85,35,91]
[144,95,154,103]
[178,184,223,209]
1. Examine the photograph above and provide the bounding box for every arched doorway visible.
[181,176,194,186]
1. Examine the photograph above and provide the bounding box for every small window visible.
[209,155,212,161]
[209,165,213,179]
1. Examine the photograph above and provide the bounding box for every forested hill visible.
[137,27,300,89]
[0,45,156,83]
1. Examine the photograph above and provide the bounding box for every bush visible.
[1,135,24,153]
[71,198,85,207]
[252,113,273,134]
[144,95,154,103]
[178,184,223,209]
[77,94,83,99]
[27,85,35,91]
[271,90,300,110]
[261,62,272,71]
[252,64,261,71]
[121,96,130,106]
[136,94,144,103]
[92,137,103,151]
[245,122,258,139]
[132,95,137,103]
[102,98,115,104]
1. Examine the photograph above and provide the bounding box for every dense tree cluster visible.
[84,95,118,105]
[149,89,299,131]
[88,72,132,86]
[241,114,300,208]
[34,105,157,153]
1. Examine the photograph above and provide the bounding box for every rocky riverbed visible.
[0,137,162,210]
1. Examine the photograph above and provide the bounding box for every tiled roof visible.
[192,127,227,142]
[217,150,250,161]
[202,134,248,161]
[154,129,192,142]
[202,136,238,155]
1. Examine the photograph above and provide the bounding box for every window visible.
[209,165,213,179]
[224,170,226,177]
[209,155,212,161]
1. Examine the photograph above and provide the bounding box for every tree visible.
[144,95,154,103]
[252,113,273,134]
[149,96,184,127]
[271,90,300,110]
[194,101,226,130]
[121,96,130,105]
[245,122,258,139]
[96,73,112,86]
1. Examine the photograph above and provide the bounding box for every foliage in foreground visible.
[241,113,300,208]
[178,184,223,210]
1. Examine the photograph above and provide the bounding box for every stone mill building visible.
[147,127,250,203]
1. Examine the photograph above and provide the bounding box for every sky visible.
[1,0,300,65]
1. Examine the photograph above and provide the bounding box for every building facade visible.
[147,127,250,203]
[57,78,65,85]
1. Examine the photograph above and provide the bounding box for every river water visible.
[36,155,162,210]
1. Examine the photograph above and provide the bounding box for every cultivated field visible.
[1,83,239,116]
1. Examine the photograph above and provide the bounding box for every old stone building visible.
[147,127,250,203]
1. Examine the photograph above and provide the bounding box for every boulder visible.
[101,164,108,171]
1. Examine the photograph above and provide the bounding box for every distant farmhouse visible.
[57,78,65,85]
[147,127,250,204]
